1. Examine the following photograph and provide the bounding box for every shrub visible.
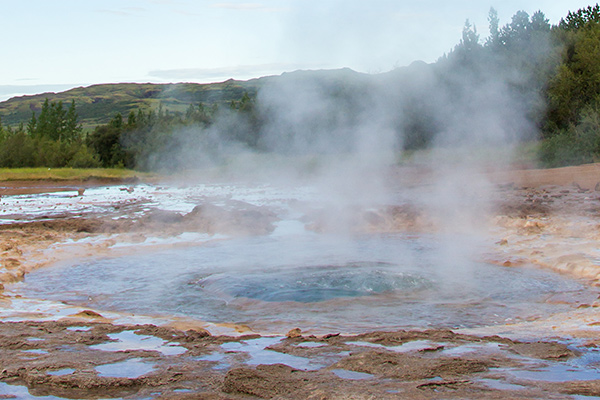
[68,145,102,168]
[540,103,600,167]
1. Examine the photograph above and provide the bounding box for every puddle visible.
[90,330,186,356]
[477,378,527,391]
[296,342,328,348]
[505,362,600,382]
[347,340,439,353]
[110,232,218,248]
[440,342,502,356]
[95,358,155,378]
[331,369,374,380]
[48,368,76,376]
[23,349,49,355]
[66,326,92,332]
[195,352,231,370]
[219,337,325,370]
[197,352,227,362]
[0,381,64,399]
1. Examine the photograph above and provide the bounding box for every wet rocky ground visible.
[0,320,598,399]
[0,167,599,398]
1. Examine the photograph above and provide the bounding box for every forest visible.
[0,4,600,170]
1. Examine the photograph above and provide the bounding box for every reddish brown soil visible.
[0,321,593,399]
[0,164,599,398]
[0,177,141,196]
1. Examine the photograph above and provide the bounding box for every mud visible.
[0,178,141,196]
[0,320,593,399]
[0,165,600,398]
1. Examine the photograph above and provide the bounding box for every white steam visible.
[256,71,400,208]
[147,56,541,244]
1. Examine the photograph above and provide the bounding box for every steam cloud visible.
[143,39,548,249]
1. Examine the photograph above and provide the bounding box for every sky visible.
[0,0,592,101]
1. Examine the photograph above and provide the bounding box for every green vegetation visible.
[0,81,261,127]
[540,5,600,166]
[0,167,153,181]
[1,4,600,169]
[0,98,100,168]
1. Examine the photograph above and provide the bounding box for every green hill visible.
[0,69,368,130]
[0,79,263,129]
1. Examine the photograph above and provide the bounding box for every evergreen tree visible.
[35,98,52,139]
[63,100,82,143]
[486,8,500,48]
[126,111,137,130]
[0,117,5,143]
[111,113,123,130]
[560,4,600,31]
[26,112,37,136]
[531,10,551,32]
[499,10,532,48]
[49,100,66,141]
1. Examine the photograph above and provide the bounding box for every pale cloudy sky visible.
[0,0,591,100]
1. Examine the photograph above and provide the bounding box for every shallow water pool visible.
[16,231,594,333]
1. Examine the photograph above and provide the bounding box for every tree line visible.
[0,99,98,168]
[1,4,600,169]
[446,4,600,166]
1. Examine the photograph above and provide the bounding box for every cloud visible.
[146,0,182,4]
[95,7,146,17]
[148,63,320,82]
[0,84,81,102]
[211,3,266,11]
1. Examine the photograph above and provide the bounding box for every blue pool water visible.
[17,232,593,333]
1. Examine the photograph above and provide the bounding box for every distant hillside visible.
[0,69,368,129]
[0,80,263,129]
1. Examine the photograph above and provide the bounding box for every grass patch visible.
[0,167,157,182]
[397,141,541,168]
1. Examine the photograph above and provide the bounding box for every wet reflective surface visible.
[95,358,156,379]
[18,232,592,332]
[90,330,186,356]
[0,382,64,399]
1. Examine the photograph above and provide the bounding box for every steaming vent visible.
[190,261,432,303]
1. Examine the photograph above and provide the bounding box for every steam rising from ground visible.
[144,50,547,262]
[256,71,401,209]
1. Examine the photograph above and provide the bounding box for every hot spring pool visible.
[16,230,593,333]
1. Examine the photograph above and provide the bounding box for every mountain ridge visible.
[0,68,374,128]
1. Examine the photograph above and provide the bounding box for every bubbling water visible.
[16,232,591,333]
[194,261,432,303]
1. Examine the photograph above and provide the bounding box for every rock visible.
[508,341,578,360]
[323,333,340,339]
[143,210,184,224]
[73,310,104,319]
[286,328,302,338]
[183,202,276,235]
[223,364,304,398]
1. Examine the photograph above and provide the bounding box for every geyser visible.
[192,261,432,303]
[16,220,591,333]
